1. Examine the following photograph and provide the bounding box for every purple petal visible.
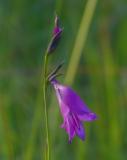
[53,82,92,115]
[78,112,97,121]
[54,85,69,117]
[61,117,76,143]
[76,123,85,141]
[61,112,85,142]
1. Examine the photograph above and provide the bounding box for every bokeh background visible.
[0,0,127,159]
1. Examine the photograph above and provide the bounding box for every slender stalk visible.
[43,53,50,160]
[24,52,50,160]
[65,0,98,85]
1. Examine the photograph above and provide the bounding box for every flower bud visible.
[47,15,63,54]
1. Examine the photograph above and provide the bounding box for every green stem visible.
[65,0,98,85]
[43,53,50,160]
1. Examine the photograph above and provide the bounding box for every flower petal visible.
[61,113,85,142]
[54,87,69,117]
[78,112,97,121]
[76,123,85,141]
[61,117,76,143]
[54,83,92,115]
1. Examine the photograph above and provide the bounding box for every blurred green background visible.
[0,0,127,159]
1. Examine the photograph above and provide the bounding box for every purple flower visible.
[47,15,63,54]
[51,79,97,143]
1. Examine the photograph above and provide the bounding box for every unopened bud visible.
[47,15,63,54]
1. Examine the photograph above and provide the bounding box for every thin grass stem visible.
[43,54,50,160]
[65,0,98,85]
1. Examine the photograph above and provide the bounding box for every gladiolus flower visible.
[50,79,97,143]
